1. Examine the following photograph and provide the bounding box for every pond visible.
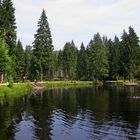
[0,86,140,140]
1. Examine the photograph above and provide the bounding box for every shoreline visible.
[0,80,139,99]
[0,81,93,98]
[104,80,140,86]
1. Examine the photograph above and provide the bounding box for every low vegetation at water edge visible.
[43,81,93,89]
[0,83,33,97]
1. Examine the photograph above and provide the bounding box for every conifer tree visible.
[0,0,3,37]
[112,36,121,79]
[57,50,64,78]
[63,41,77,80]
[25,45,33,80]
[120,30,129,79]
[2,0,17,56]
[63,42,71,79]
[14,40,25,82]
[77,42,87,80]
[69,41,77,79]
[52,51,58,78]
[86,40,92,80]
[88,33,109,81]
[127,26,139,80]
[120,27,140,80]
[33,9,53,81]
[0,38,11,81]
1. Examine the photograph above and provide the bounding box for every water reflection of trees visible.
[1,87,140,139]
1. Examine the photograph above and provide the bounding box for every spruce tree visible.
[86,40,92,80]
[63,42,71,79]
[33,9,53,81]
[77,42,87,80]
[25,45,33,80]
[120,27,139,80]
[69,41,77,79]
[52,51,58,79]
[112,36,121,80]
[127,26,139,80]
[63,41,77,80]
[14,40,25,82]
[57,50,64,78]
[88,33,109,81]
[0,38,11,81]
[2,0,17,56]
[107,37,122,80]
[120,30,129,79]
[0,0,3,37]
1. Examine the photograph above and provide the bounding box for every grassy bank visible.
[43,81,93,89]
[0,83,33,98]
[104,80,139,86]
[0,80,139,99]
[0,81,92,97]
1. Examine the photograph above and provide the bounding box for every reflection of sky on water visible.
[1,87,140,139]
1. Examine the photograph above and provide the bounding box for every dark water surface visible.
[1,86,140,140]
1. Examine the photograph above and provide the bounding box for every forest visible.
[0,0,140,83]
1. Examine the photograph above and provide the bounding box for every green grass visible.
[43,81,93,89]
[0,83,33,98]
[0,81,92,100]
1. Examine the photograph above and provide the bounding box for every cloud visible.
[13,0,140,50]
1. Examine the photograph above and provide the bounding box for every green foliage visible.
[0,83,33,97]
[108,37,121,80]
[120,27,140,80]
[52,51,58,77]
[14,40,25,82]
[25,45,33,80]
[1,0,17,56]
[0,0,140,83]
[0,38,11,75]
[7,77,13,88]
[0,1,3,37]
[77,42,87,80]
[87,33,109,81]
[33,9,53,81]
[43,81,92,89]
[63,41,78,80]
[0,0,17,81]
[57,50,64,78]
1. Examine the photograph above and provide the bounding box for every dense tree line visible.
[0,0,17,82]
[0,0,140,83]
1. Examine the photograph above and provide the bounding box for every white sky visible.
[13,0,140,50]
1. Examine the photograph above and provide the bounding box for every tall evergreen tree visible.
[57,50,64,78]
[86,40,92,80]
[33,9,53,81]
[108,37,121,80]
[0,38,11,82]
[2,0,17,56]
[63,41,77,80]
[0,0,3,37]
[120,30,129,79]
[69,41,77,79]
[88,33,109,81]
[14,40,25,82]
[120,27,139,80]
[62,42,70,79]
[112,36,121,79]
[127,26,140,80]
[25,45,33,80]
[52,51,58,78]
[77,42,87,80]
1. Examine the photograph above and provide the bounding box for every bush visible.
[7,78,14,88]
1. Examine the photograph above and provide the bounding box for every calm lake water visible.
[1,86,140,140]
